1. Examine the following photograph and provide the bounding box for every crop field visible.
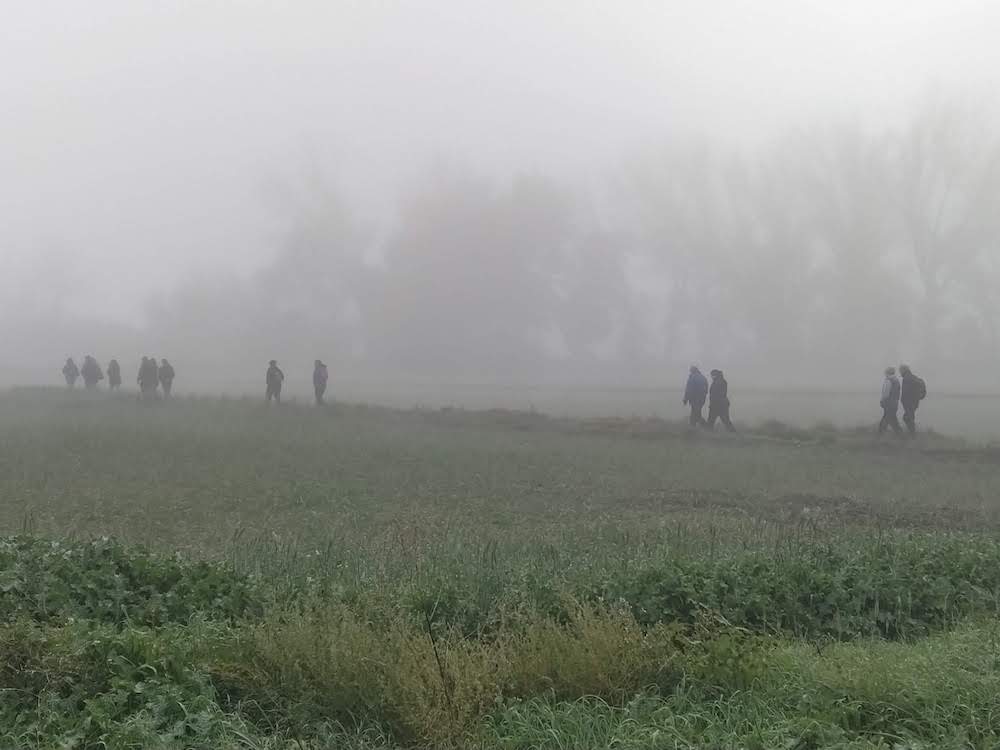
[328,380,1000,441]
[3,387,1000,749]
[117,376,1000,440]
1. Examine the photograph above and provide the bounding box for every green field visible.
[3,388,1000,749]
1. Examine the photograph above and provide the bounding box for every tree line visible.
[133,99,1000,390]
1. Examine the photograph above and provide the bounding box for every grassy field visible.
[3,388,1000,748]
[328,379,1000,440]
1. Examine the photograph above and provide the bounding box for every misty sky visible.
[3,0,1000,323]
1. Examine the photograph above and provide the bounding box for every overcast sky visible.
[3,0,999,322]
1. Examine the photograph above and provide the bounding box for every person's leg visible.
[275,387,281,404]
[903,405,916,435]
[707,408,718,430]
[721,405,736,432]
[890,409,903,436]
[688,404,698,427]
[878,408,890,433]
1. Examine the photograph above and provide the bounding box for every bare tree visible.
[894,98,1000,367]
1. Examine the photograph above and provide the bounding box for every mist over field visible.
[4,1,1000,401]
[10,7,1000,745]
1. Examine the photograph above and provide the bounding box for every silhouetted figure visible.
[708,369,735,432]
[107,359,122,390]
[899,364,927,437]
[81,355,104,389]
[266,360,284,403]
[62,358,80,388]
[683,365,709,427]
[313,360,329,405]
[879,366,903,436]
[137,356,159,401]
[158,359,175,398]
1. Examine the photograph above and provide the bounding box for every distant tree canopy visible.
[146,99,1000,388]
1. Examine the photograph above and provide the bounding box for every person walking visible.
[899,364,927,437]
[107,359,122,390]
[158,359,175,398]
[682,365,708,427]
[313,359,329,406]
[266,360,285,403]
[62,358,80,388]
[707,369,736,432]
[81,355,104,389]
[137,356,159,401]
[878,366,903,436]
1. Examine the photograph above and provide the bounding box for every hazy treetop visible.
[4,1,999,317]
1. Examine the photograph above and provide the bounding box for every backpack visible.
[914,376,927,401]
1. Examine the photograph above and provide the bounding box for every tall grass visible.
[4,391,1000,747]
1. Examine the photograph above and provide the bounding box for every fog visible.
[4,1,1000,402]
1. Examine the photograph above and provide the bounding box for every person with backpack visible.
[313,359,329,406]
[899,364,927,437]
[158,359,176,398]
[80,355,104,389]
[707,369,736,432]
[137,356,159,401]
[682,365,709,427]
[62,357,80,388]
[107,359,122,390]
[266,360,285,403]
[879,366,903,436]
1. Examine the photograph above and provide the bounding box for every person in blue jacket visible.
[683,365,709,427]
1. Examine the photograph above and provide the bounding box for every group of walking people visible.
[879,365,927,436]
[682,366,735,431]
[137,357,176,399]
[61,356,114,390]
[62,356,175,400]
[63,355,928,432]
[682,364,928,436]
[62,357,330,406]
[265,359,330,406]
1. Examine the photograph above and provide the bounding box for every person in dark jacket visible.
[899,364,926,437]
[62,358,80,388]
[707,369,735,432]
[107,359,122,390]
[81,356,104,389]
[313,359,329,406]
[266,360,285,403]
[158,359,175,398]
[137,356,159,401]
[682,365,709,427]
[878,366,903,436]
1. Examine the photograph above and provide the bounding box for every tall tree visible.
[894,98,1000,366]
[367,169,571,379]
